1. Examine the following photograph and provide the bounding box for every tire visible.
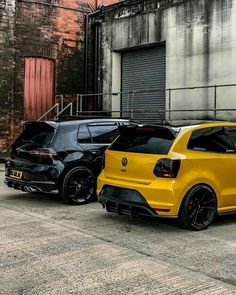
[178,185,217,230]
[60,166,96,205]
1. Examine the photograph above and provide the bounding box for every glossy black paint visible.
[5,119,130,194]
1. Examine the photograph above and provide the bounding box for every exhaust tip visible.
[21,186,27,192]
[27,186,37,193]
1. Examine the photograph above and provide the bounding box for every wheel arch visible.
[177,182,218,216]
[57,161,94,188]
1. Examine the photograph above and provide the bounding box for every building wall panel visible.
[97,0,236,121]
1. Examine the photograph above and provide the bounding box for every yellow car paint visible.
[97,122,236,217]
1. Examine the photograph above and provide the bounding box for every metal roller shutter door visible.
[121,45,166,123]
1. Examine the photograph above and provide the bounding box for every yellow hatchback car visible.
[97,122,236,230]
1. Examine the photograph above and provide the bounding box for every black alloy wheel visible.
[178,185,217,230]
[60,166,96,205]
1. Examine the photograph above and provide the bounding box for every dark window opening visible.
[188,127,235,153]
[88,124,119,144]
[16,123,55,145]
[53,124,79,149]
[78,124,92,143]
[110,127,175,155]
[226,127,236,149]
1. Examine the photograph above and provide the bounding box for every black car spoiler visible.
[118,124,180,139]
[23,121,58,129]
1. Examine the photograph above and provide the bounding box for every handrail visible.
[38,103,60,121]
[54,102,73,119]
[39,83,236,121]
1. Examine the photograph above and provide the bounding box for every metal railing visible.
[38,83,236,122]
[38,102,73,121]
[54,102,73,119]
[37,103,60,121]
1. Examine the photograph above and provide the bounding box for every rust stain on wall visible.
[0,0,119,151]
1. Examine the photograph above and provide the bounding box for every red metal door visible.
[24,57,55,120]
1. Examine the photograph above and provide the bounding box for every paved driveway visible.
[0,164,236,294]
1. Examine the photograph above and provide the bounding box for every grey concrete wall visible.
[97,0,236,121]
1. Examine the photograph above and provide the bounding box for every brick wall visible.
[14,0,87,109]
[0,0,16,150]
[89,0,119,8]
[0,0,118,151]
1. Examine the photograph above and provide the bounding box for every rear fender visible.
[63,151,87,163]
[176,178,218,214]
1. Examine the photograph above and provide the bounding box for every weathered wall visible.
[15,0,86,110]
[97,0,236,121]
[0,0,118,150]
[89,0,119,7]
[0,0,86,150]
[0,0,16,150]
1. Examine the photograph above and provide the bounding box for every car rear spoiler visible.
[23,121,58,129]
[118,124,180,139]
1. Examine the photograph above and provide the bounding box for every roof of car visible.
[24,120,236,130]
[46,118,130,127]
[179,121,236,131]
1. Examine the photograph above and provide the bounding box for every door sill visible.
[218,209,236,216]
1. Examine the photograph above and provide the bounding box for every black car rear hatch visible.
[11,121,57,163]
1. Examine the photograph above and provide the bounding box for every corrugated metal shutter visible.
[24,57,55,121]
[121,45,166,123]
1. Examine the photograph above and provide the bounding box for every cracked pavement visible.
[0,164,236,294]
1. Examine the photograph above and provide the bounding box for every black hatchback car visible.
[5,118,130,205]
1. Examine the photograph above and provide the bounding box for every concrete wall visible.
[97,0,236,121]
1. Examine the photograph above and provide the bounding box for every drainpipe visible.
[94,22,100,101]
[83,8,102,96]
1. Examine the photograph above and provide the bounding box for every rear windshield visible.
[109,127,176,155]
[16,123,55,145]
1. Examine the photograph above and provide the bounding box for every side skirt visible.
[217,210,236,216]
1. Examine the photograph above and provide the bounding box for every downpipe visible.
[83,7,102,95]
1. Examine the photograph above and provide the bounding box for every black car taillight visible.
[29,148,59,160]
[153,158,181,178]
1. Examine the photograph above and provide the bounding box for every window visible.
[88,123,119,144]
[110,128,175,155]
[188,127,235,153]
[53,124,79,149]
[226,127,236,149]
[17,123,55,145]
[78,124,92,143]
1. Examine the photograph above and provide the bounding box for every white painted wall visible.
[99,0,236,121]
[111,52,121,117]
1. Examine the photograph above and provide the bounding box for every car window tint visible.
[188,127,235,153]
[53,124,79,150]
[17,123,55,146]
[110,130,175,155]
[226,127,236,148]
[78,124,92,143]
[88,124,119,144]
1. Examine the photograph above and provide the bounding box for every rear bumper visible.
[99,186,158,217]
[4,159,64,193]
[97,171,182,216]
[4,177,58,193]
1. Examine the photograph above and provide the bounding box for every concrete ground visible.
[0,163,236,295]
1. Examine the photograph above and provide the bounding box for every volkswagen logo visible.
[121,158,128,167]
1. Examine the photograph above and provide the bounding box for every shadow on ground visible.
[2,190,236,231]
